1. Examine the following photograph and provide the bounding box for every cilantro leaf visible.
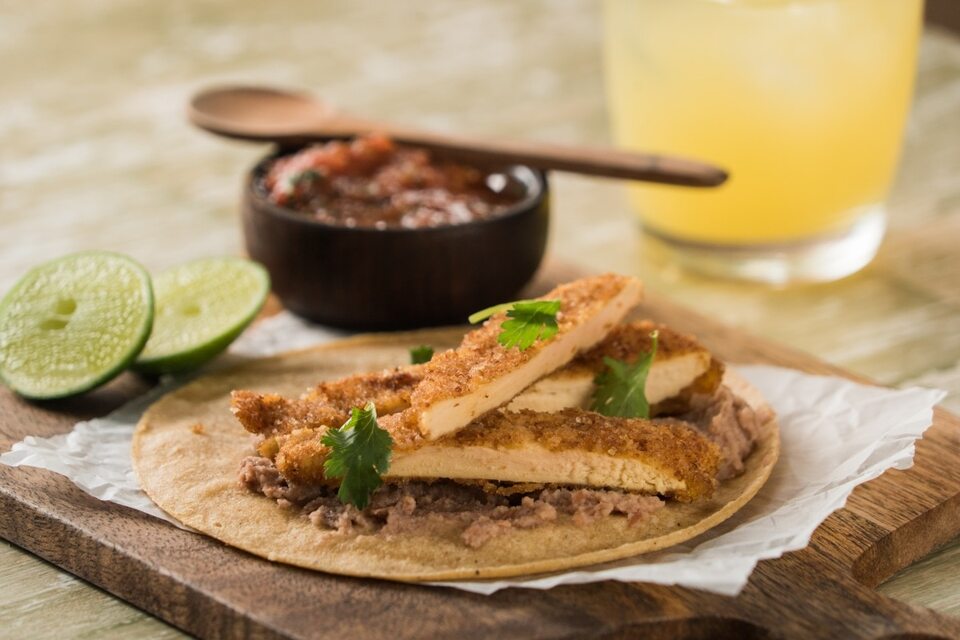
[468,299,561,351]
[499,300,561,350]
[468,301,517,324]
[590,330,659,419]
[321,402,393,509]
[409,345,434,364]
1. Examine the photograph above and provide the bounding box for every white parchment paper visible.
[0,312,945,596]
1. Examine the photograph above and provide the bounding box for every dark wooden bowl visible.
[242,149,549,330]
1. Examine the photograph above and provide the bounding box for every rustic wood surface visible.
[1,0,959,637]
[2,263,960,639]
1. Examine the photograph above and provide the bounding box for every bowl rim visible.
[244,144,549,235]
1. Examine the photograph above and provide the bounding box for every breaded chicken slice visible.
[507,320,717,412]
[390,408,720,501]
[231,321,717,446]
[389,273,643,440]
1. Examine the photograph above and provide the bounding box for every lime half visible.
[0,252,154,399]
[134,257,270,374]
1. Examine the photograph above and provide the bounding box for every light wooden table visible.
[2,1,959,637]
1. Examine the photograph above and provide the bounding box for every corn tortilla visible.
[132,327,779,581]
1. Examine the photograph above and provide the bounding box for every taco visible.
[133,274,779,581]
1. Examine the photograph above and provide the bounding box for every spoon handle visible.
[318,118,727,188]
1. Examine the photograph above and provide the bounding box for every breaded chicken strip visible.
[232,321,719,448]
[389,408,720,501]
[391,273,643,440]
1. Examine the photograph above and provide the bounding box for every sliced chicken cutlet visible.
[234,274,643,442]
[390,273,643,440]
[389,409,720,501]
[232,321,723,468]
[508,320,716,413]
[253,346,729,491]
[231,366,425,459]
[267,408,719,500]
[231,320,717,447]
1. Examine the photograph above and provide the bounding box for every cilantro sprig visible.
[590,331,659,419]
[468,299,561,351]
[409,345,434,364]
[321,403,393,509]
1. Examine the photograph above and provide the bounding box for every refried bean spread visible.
[262,134,524,229]
[238,384,765,549]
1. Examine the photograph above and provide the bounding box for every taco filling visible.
[238,381,762,548]
[229,275,769,549]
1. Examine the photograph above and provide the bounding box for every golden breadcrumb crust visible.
[442,408,719,501]
[407,274,635,410]
[568,320,703,371]
[231,320,713,440]
[304,366,424,413]
[230,318,722,485]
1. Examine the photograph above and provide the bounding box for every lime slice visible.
[0,252,154,400]
[134,257,270,374]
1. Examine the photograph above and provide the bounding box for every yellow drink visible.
[603,0,922,248]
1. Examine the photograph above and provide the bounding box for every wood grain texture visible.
[188,86,728,187]
[2,264,960,639]
[0,540,182,640]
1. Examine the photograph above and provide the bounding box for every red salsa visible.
[262,134,524,229]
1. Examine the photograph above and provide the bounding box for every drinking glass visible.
[603,0,924,283]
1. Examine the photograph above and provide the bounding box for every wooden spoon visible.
[189,86,727,188]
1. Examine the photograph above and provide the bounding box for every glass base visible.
[642,207,886,285]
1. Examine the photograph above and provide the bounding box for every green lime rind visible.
[134,257,270,375]
[0,251,154,400]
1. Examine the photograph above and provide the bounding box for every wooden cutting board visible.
[2,264,960,640]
